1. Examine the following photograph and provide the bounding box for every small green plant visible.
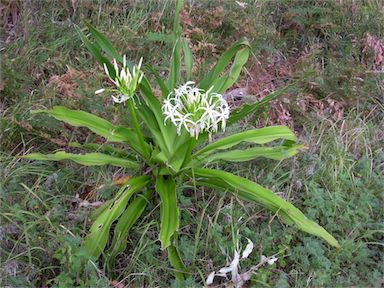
[22,0,339,282]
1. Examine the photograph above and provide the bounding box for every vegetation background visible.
[1,0,383,287]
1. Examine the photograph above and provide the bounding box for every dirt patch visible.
[48,66,88,99]
[362,32,384,71]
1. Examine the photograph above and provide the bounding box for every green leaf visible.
[201,144,302,163]
[68,142,134,159]
[213,46,250,94]
[173,0,184,36]
[107,189,153,266]
[168,245,187,280]
[82,176,150,260]
[167,0,184,90]
[76,26,116,79]
[182,38,193,81]
[167,37,181,90]
[84,21,123,62]
[22,151,138,168]
[166,136,196,173]
[32,106,145,154]
[199,39,251,91]
[90,199,113,221]
[137,103,172,158]
[195,126,296,157]
[228,83,295,125]
[147,64,170,98]
[192,168,340,248]
[156,175,179,249]
[138,77,178,156]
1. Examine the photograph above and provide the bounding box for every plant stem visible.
[181,137,197,168]
[127,98,149,158]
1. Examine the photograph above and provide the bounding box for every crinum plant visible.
[23,0,339,282]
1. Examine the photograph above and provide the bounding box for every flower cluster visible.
[162,82,230,138]
[95,55,144,103]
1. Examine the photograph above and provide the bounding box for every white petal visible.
[103,63,111,79]
[241,239,254,259]
[113,58,119,74]
[138,57,143,69]
[206,271,215,285]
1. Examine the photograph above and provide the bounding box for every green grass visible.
[1,0,383,286]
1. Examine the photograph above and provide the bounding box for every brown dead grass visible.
[48,66,88,99]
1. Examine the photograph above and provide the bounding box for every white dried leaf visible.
[267,256,278,265]
[206,271,216,285]
[235,1,247,8]
[79,200,103,208]
[218,250,240,276]
[241,239,254,259]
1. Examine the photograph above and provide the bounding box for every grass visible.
[1,0,383,287]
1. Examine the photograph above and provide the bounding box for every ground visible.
[0,0,383,287]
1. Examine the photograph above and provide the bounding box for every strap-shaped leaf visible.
[76,26,116,79]
[200,144,302,163]
[199,39,251,91]
[156,175,179,249]
[139,77,179,156]
[32,106,145,154]
[69,142,135,159]
[213,46,250,94]
[147,64,170,98]
[168,245,187,280]
[168,136,195,172]
[138,76,193,164]
[173,0,184,36]
[22,151,139,168]
[137,103,172,159]
[167,37,181,90]
[192,168,340,248]
[82,176,150,260]
[167,0,184,90]
[107,189,153,266]
[84,21,123,63]
[228,83,295,125]
[195,126,296,157]
[182,38,193,81]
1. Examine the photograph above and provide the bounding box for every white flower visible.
[161,82,230,138]
[95,55,144,104]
